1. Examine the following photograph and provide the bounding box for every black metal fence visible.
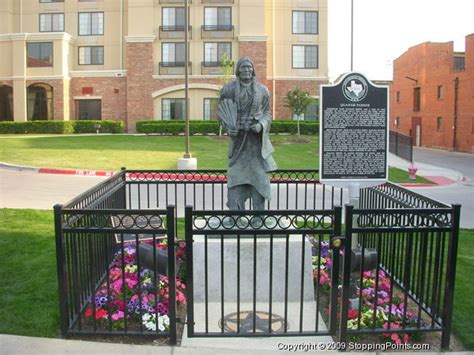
[390,130,413,162]
[55,170,460,349]
[339,183,460,349]
[184,207,343,338]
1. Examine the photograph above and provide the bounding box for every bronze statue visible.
[218,57,277,210]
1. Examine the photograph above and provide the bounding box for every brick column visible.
[238,40,268,86]
[125,38,155,132]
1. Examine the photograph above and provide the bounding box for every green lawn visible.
[0,208,472,349]
[0,134,432,184]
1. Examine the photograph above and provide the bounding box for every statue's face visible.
[238,61,253,80]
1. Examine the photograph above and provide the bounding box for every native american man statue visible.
[218,56,277,210]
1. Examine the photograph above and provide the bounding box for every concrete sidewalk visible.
[388,153,464,186]
[2,334,468,355]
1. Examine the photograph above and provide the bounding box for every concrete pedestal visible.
[192,234,314,303]
[177,157,197,170]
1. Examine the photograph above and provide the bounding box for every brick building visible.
[390,34,474,153]
[0,0,328,132]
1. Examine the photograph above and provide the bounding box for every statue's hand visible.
[250,123,262,133]
[228,128,239,137]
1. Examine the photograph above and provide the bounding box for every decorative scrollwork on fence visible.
[367,183,449,209]
[270,170,320,182]
[63,212,165,230]
[126,171,227,182]
[356,210,452,229]
[124,170,321,184]
[192,212,334,232]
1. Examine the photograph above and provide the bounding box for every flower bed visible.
[83,240,186,333]
[310,238,422,345]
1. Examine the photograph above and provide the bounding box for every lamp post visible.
[178,0,197,169]
[350,0,354,71]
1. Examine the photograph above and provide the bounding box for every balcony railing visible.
[201,25,234,39]
[201,0,234,3]
[201,61,234,75]
[159,62,193,75]
[159,26,192,40]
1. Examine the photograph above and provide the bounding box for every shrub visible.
[271,121,319,135]
[73,120,124,133]
[0,120,124,134]
[0,121,74,134]
[136,120,219,135]
[136,120,318,135]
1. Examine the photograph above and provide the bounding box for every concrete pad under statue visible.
[177,157,197,170]
[192,234,315,303]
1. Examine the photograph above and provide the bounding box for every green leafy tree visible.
[217,52,234,136]
[285,88,314,136]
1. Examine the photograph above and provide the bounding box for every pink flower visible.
[126,278,137,288]
[111,311,124,321]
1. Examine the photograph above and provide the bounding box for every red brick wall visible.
[0,80,13,87]
[26,79,64,120]
[70,77,127,122]
[238,41,267,86]
[273,80,323,120]
[390,36,474,153]
[126,42,155,132]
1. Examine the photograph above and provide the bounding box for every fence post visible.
[166,205,177,345]
[184,205,195,337]
[329,206,342,335]
[441,204,461,349]
[339,205,353,346]
[54,204,69,337]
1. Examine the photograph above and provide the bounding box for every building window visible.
[0,85,14,121]
[292,45,318,69]
[291,99,319,121]
[39,0,64,3]
[292,11,318,34]
[39,13,64,32]
[162,7,185,30]
[204,42,231,65]
[394,117,400,128]
[204,7,231,30]
[437,117,442,130]
[79,46,104,65]
[27,83,53,120]
[203,98,218,120]
[79,12,104,35]
[437,85,443,99]
[396,91,400,103]
[27,42,53,67]
[454,56,465,72]
[413,87,421,112]
[76,99,101,120]
[162,98,186,120]
[162,43,185,64]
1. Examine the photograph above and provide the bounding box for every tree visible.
[217,52,234,136]
[285,88,314,136]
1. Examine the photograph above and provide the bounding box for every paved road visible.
[414,147,474,181]
[410,147,474,228]
[0,169,106,209]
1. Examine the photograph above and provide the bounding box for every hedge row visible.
[136,120,319,135]
[0,120,124,134]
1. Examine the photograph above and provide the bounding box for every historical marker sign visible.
[319,72,389,184]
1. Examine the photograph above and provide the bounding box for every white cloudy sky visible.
[328,0,474,81]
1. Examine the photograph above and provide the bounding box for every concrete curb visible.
[0,160,463,187]
[0,162,114,177]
